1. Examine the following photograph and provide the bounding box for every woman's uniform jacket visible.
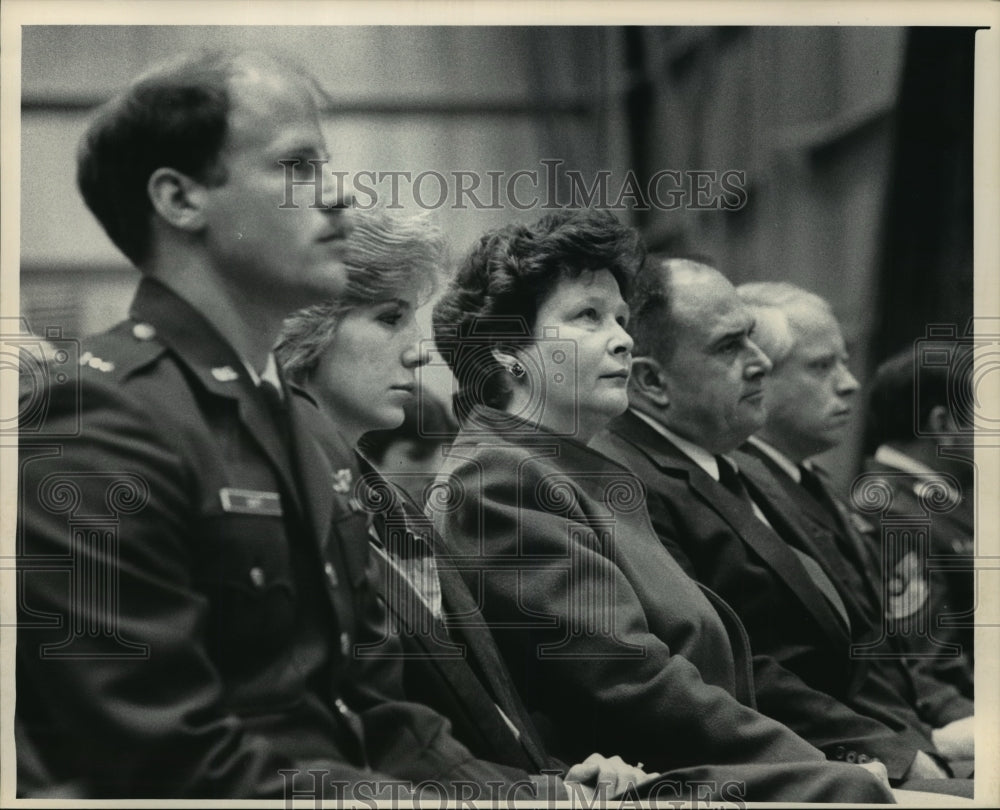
[15,280,552,799]
[595,408,968,781]
[427,406,893,803]
[302,441,564,793]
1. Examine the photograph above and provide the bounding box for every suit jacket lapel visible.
[739,445,882,619]
[610,412,851,648]
[692,463,852,647]
[740,445,840,536]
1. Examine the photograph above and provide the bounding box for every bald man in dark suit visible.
[593,258,971,794]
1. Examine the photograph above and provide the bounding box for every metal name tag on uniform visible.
[219,488,283,516]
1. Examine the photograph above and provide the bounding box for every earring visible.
[508,362,525,379]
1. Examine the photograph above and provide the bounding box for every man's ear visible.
[630,356,670,408]
[147,168,208,232]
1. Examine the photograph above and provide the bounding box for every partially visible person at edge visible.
[423,208,893,803]
[863,347,976,699]
[276,207,652,803]
[591,257,972,797]
[16,49,624,802]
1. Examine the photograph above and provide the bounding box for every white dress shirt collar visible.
[873,445,937,477]
[631,409,722,481]
[746,436,802,483]
[243,352,283,398]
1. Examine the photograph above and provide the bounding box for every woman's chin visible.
[594,392,630,420]
[366,407,407,434]
[571,395,629,439]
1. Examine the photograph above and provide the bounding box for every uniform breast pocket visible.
[196,514,297,671]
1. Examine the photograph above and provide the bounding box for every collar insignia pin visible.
[331,468,353,494]
[211,366,239,382]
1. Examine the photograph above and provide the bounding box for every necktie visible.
[260,379,294,458]
[799,463,838,517]
[718,456,852,633]
[716,455,751,502]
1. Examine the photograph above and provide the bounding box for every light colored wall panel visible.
[22,26,603,106]
[21,112,128,268]
[19,25,623,346]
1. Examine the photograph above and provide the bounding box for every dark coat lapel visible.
[285,388,340,558]
[286,400,370,586]
[739,445,841,536]
[609,411,851,648]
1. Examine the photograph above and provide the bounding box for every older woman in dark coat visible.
[428,209,893,804]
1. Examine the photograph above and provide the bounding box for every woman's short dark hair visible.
[432,208,645,421]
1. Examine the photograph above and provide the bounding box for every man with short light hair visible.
[734,281,974,772]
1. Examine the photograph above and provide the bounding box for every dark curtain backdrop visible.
[873,27,976,363]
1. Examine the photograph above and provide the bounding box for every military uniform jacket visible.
[304,432,562,787]
[738,443,975,711]
[595,409,950,780]
[16,279,531,798]
[427,408,873,787]
[859,456,975,699]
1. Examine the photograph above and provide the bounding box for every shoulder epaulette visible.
[55,320,168,386]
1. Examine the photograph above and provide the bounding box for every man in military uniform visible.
[863,347,976,700]
[14,50,620,800]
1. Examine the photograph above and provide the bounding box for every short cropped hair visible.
[276,209,446,381]
[77,50,316,267]
[432,209,644,421]
[736,282,834,367]
[867,347,974,446]
[627,254,716,363]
